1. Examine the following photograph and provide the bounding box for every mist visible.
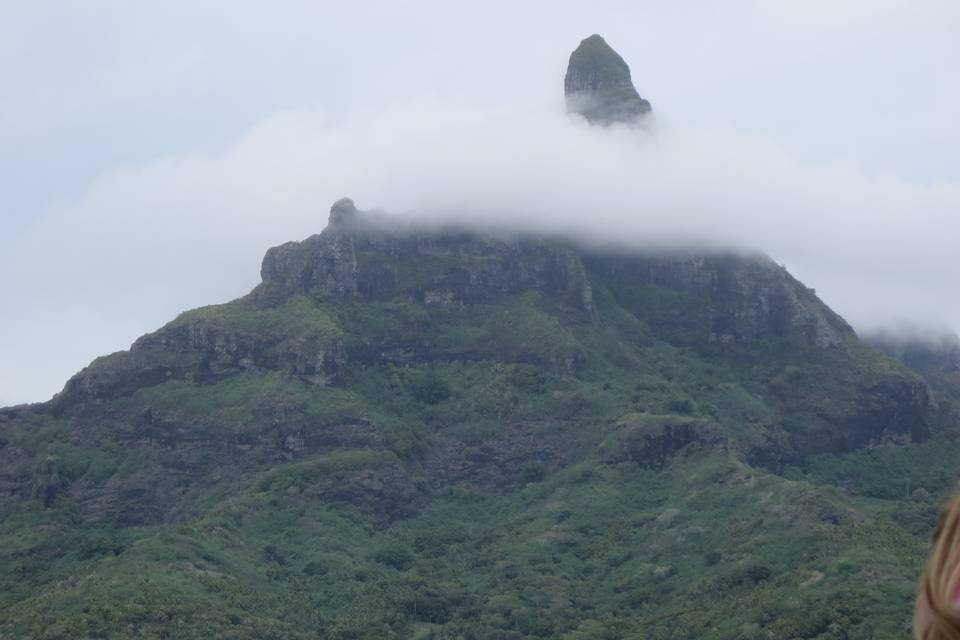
[2,1,959,405]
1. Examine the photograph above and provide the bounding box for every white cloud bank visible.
[3,95,960,405]
[3,0,959,405]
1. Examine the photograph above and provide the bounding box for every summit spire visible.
[564,34,652,125]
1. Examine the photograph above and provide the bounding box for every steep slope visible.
[564,34,652,125]
[866,330,960,406]
[1,199,954,639]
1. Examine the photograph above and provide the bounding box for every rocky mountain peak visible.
[329,197,358,225]
[564,34,652,125]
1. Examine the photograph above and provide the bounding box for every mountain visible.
[2,197,956,639]
[564,34,652,125]
[2,37,958,640]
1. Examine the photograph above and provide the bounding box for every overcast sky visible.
[2,0,959,405]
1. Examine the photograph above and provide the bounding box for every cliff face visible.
[564,34,652,125]
[584,250,850,349]
[261,200,845,351]
[260,199,595,312]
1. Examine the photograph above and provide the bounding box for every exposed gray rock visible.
[583,250,850,349]
[329,197,358,225]
[261,199,595,312]
[261,200,360,297]
[565,34,652,125]
[57,300,347,406]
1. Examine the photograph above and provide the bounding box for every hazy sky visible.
[2,0,959,405]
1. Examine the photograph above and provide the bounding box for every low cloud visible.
[3,94,959,405]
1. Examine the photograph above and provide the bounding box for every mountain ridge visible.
[51,197,932,462]
[0,195,954,639]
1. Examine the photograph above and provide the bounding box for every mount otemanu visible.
[565,34,652,125]
[2,35,958,640]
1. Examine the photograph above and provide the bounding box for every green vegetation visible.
[1,438,947,639]
[1,229,955,639]
[171,295,340,340]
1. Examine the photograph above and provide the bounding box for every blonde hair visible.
[916,494,960,639]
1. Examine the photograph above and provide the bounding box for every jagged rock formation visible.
[583,250,849,349]
[261,200,595,311]
[564,34,652,125]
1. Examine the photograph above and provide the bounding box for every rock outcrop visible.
[261,200,595,312]
[564,34,652,125]
[57,296,346,407]
[866,330,960,403]
[599,415,725,469]
[583,250,851,349]
[261,198,361,297]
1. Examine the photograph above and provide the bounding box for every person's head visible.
[916,494,960,639]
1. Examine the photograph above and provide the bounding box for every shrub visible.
[409,370,451,405]
[262,545,287,565]
[521,463,547,483]
[372,545,415,571]
[664,396,695,415]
